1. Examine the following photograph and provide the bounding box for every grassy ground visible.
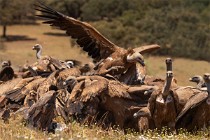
[0,115,209,140]
[0,24,210,139]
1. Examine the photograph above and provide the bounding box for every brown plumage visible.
[24,90,57,131]
[0,65,14,82]
[0,78,23,95]
[37,70,59,98]
[56,68,81,90]
[175,73,210,131]
[133,107,155,132]
[172,86,202,114]
[35,3,160,83]
[64,75,156,129]
[133,58,177,131]
[0,77,43,109]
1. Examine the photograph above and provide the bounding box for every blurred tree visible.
[46,0,87,19]
[0,0,35,38]
[81,0,132,21]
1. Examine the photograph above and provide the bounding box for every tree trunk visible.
[2,25,7,38]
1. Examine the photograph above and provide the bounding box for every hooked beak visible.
[137,58,145,66]
[189,78,193,82]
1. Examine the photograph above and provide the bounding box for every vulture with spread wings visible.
[35,3,160,84]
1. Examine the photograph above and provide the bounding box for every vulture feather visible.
[35,2,160,82]
[175,73,210,131]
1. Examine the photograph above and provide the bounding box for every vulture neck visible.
[166,63,172,71]
[162,74,173,98]
[36,48,42,59]
[197,79,205,89]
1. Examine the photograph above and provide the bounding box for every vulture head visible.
[65,59,82,68]
[126,52,145,66]
[189,75,203,84]
[203,73,210,91]
[165,58,172,71]
[1,60,11,68]
[66,61,74,68]
[203,73,210,83]
[32,44,43,59]
[133,107,151,118]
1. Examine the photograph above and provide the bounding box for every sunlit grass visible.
[0,115,209,140]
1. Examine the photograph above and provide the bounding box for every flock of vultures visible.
[0,3,209,133]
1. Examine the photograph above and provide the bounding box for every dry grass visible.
[0,24,91,68]
[0,116,209,140]
[0,24,210,139]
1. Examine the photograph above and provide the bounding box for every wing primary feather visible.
[36,14,58,20]
[34,4,58,16]
[83,41,95,51]
[35,1,117,62]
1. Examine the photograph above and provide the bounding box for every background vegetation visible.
[0,0,209,60]
[46,0,210,61]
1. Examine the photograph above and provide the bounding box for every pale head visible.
[32,44,42,51]
[1,60,11,67]
[127,52,145,66]
[189,75,203,84]
[165,58,172,71]
[203,73,210,83]
[66,61,74,68]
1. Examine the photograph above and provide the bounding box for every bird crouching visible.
[175,73,210,131]
[24,90,57,132]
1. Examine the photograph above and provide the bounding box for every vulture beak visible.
[137,57,145,66]
[133,108,151,118]
[189,78,193,82]
[32,46,35,50]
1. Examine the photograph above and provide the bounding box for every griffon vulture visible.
[35,3,160,84]
[175,73,210,131]
[133,58,176,131]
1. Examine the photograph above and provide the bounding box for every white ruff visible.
[107,57,113,61]
[156,95,164,104]
[32,67,38,70]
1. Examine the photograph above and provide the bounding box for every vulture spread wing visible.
[133,44,160,54]
[35,3,120,61]
[176,91,208,123]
